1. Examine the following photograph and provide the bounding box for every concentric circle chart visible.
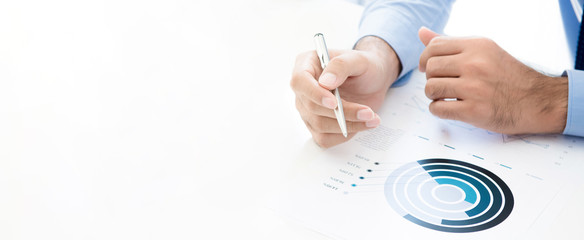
[384,158,514,233]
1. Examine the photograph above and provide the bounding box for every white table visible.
[0,0,580,239]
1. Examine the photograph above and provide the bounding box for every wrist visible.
[529,75,568,134]
[354,36,402,88]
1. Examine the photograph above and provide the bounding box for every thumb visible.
[318,52,368,90]
[418,26,441,46]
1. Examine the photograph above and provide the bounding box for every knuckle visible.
[305,100,319,113]
[425,79,443,99]
[429,102,454,120]
[428,36,445,46]
[346,121,361,132]
[347,121,357,131]
[302,118,312,130]
[462,59,485,75]
[420,49,430,61]
[425,57,441,76]
[425,81,435,99]
[329,57,348,68]
[307,83,321,99]
[295,98,302,112]
[312,133,329,148]
[311,117,326,133]
[289,73,302,90]
[419,56,426,68]
[428,102,440,117]
[426,57,438,70]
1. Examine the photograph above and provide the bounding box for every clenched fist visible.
[418,27,568,134]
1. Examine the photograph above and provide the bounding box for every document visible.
[273,71,584,239]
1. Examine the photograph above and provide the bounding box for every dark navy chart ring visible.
[384,158,514,233]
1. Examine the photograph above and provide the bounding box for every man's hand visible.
[290,36,401,148]
[418,27,568,134]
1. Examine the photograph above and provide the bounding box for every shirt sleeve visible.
[563,70,584,137]
[356,0,455,80]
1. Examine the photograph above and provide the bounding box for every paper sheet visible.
[273,71,584,239]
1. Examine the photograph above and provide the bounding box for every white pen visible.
[314,33,348,138]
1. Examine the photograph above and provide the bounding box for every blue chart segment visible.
[384,159,514,233]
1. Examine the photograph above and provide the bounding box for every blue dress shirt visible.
[357,0,584,137]
[560,0,584,136]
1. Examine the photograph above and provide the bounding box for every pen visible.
[314,33,348,138]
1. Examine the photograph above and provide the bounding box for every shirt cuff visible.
[356,8,424,80]
[563,70,584,137]
[355,0,454,82]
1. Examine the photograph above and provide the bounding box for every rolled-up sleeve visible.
[357,0,455,80]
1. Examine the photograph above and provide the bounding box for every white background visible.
[0,0,581,239]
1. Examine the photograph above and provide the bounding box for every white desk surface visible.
[0,0,581,239]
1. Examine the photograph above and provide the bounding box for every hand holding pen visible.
[290,35,400,148]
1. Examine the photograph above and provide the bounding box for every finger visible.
[425,55,462,78]
[418,26,441,46]
[299,97,378,122]
[306,113,380,134]
[419,38,466,72]
[418,27,443,73]
[317,52,368,90]
[312,132,357,149]
[428,99,470,122]
[296,97,381,134]
[425,78,466,100]
[291,69,338,109]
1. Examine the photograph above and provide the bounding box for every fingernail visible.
[322,97,337,109]
[319,73,337,88]
[357,108,374,121]
[366,117,380,128]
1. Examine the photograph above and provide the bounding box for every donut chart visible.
[384,158,514,233]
